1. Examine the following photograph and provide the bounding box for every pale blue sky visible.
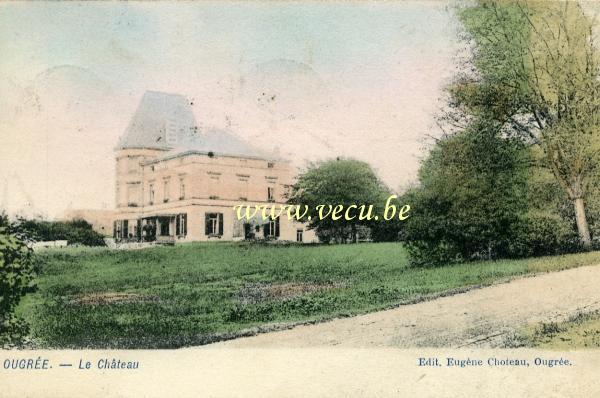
[0,1,461,217]
[1,2,455,81]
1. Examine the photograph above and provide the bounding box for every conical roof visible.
[117,91,198,150]
[117,91,274,160]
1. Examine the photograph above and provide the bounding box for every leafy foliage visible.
[0,214,36,345]
[455,1,600,247]
[288,158,394,243]
[405,0,600,265]
[18,218,106,246]
[402,121,533,265]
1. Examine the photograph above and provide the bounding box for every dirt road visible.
[208,265,600,348]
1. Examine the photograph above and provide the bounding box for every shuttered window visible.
[176,213,187,236]
[264,217,280,238]
[205,213,223,236]
[114,220,131,240]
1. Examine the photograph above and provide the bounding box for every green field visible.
[18,242,600,348]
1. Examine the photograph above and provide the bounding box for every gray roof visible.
[118,91,273,160]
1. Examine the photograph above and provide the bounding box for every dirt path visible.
[207,265,600,348]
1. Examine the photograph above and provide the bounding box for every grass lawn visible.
[519,312,600,349]
[18,242,600,348]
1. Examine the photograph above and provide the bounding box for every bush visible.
[508,212,580,258]
[18,218,105,246]
[404,194,580,267]
[402,125,531,266]
[0,215,36,345]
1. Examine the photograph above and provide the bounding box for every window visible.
[296,229,303,242]
[267,162,275,168]
[267,186,275,202]
[179,178,185,200]
[238,175,249,201]
[176,213,187,236]
[205,213,223,236]
[264,217,280,238]
[113,220,129,240]
[128,156,139,173]
[207,172,220,199]
[149,184,155,204]
[163,179,170,203]
[127,183,140,207]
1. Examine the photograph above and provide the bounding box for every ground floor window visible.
[176,213,187,236]
[113,220,132,240]
[264,217,280,238]
[113,220,120,240]
[205,213,223,236]
[296,229,303,242]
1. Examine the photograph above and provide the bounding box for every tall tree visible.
[456,1,600,248]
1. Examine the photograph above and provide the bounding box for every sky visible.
[0,1,462,218]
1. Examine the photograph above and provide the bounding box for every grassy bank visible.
[19,242,600,348]
[519,312,600,349]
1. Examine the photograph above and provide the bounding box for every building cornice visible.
[141,149,287,166]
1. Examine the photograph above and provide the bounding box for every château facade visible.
[113,91,317,243]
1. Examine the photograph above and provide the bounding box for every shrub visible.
[509,212,580,258]
[402,124,531,266]
[404,196,580,266]
[18,218,105,246]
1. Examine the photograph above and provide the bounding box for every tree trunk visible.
[573,197,592,249]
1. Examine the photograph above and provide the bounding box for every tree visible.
[288,158,390,243]
[0,213,36,345]
[455,1,600,248]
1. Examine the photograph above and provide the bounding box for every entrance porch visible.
[141,215,177,245]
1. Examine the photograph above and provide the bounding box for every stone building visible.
[113,91,317,244]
